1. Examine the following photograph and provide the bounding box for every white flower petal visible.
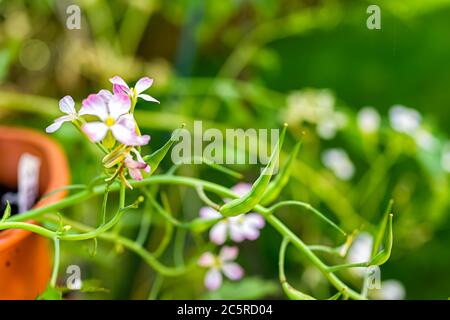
[59,95,75,114]
[45,115,73,133]
[198,252,215,267]
[111,124,149,146]
[222,263,244,280]
[138,94,160,103]
[231,183,252,197]
[109,76,129,89]
[389,105,421,134]
[244,213,265,229]
[229,224,245,242]
[80,94,108,121]
[219,246,238,261]
[209,221,227,245]
[357,107,381,134]
[204,268,222,291]
[200,207,222,220]
[135,77,153,94]
[82,122,109,142]
[108,94,131,120]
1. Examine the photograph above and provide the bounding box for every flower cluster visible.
[198,183,265,290]
[46,76,159,185]
[283,89,348,140]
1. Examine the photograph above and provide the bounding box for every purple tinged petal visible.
[59,95,76,114]
[111,124,150,146]
[205,268,222,291]
[229,224,245,243]
[108,94,131,120]
[198,252,215,267]
[80,94,108,120]
[244,213,265,229]
[241,224,260,241]
[222,263,244,280]
[128,167,143,180]
[200,207,222,220]
[97,89,113,103]
[82,122,108,142]
[209,221,227,245]
[45,115,73,133]
[109,76,129,89]
[116,114,137,131]
[113,84,129,96]
[134,77,153,94]
[219,246,239,261]
[231,183,252,197]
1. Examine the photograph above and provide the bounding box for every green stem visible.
[50,237,60,287]
[7,175,365,298]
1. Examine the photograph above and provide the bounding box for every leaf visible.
[36,285,62,300]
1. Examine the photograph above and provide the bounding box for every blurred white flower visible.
[373,280,406,300]
[283,89,347,140]
[389,105,421,134]
[413,128,438,151]
[346,232,373,276]
[442,142,450,173]
[322,148,355,180]
[357,107,381,134]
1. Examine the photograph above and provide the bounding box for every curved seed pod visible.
[260,140,302,206]
[144,124,185,175]
[369,214,393,266]
[219,125,287,217]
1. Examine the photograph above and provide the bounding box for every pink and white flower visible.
[46,96,79,133]
[125,148,150,180]
[109,76,159,103]
[81,93,150,146]
[198,246,244,291]
[200,183,265,245]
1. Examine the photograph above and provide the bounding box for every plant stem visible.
[50,237,60,287]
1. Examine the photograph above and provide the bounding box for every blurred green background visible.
[0,0,449,299]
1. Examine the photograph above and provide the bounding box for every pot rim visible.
[0,126,70,252]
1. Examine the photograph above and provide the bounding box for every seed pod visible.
[1,201,11,223]
[144,125,185,175]
[219,124,287,217]
[371,199,393,257]
[261,140,302,206]
[369,214,393,266]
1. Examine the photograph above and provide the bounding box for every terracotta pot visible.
[0,126,69,300]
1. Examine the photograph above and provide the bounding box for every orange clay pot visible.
[0,126,69,300]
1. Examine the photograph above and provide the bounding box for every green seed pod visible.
[144,125,184,175]
[1,201,11,223]
[369,213,393,266]
[260,140,302,206]
[219,125,287,217]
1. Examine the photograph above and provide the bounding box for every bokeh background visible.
[0,0,449,299]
